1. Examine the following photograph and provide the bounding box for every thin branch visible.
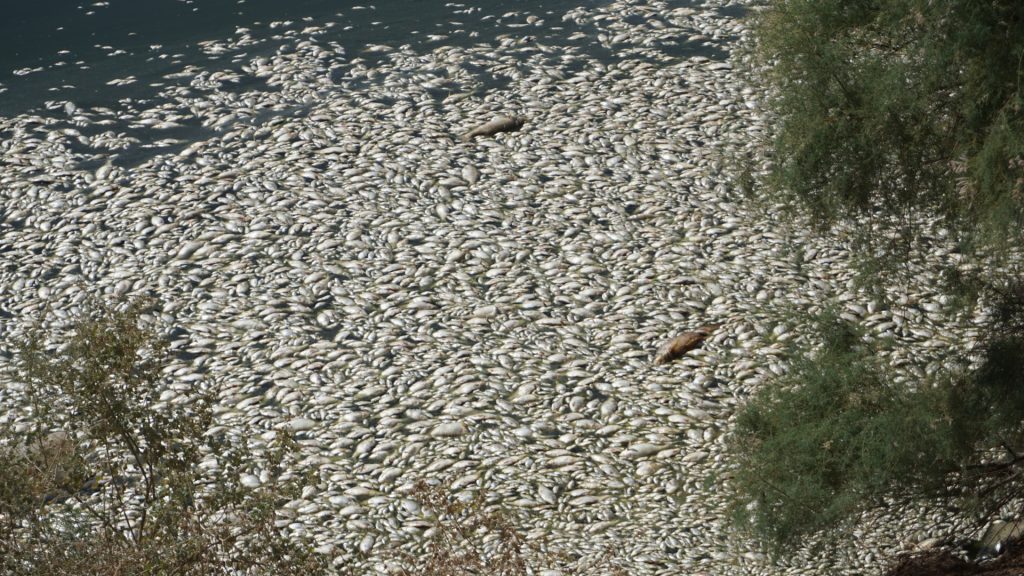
[70,489,123,544]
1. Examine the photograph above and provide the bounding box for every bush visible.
[393,481,536,576]
[390,480,626,576]
[0,298,329,576]
[382,477,626,573]
[729,297,1024,552]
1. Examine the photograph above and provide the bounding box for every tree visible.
[753,0,1024,250]
[730,0,1024,554]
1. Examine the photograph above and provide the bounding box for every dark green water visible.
[0,0,607,116]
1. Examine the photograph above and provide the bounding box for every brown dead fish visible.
[460,115,525,142]
[654,324,719,365]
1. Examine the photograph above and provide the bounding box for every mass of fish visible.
[0,0,989,573]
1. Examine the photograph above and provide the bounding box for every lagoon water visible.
[0,0,729,174]
[0,0,612,117]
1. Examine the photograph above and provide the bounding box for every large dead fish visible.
[460,115,525,142]
[654,324,719,365]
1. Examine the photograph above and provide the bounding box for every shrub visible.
[390,480,626,576]
[0,297,329,576]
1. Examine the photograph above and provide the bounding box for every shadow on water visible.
[717,4,749,19]
[653,40,731,62]
[1,0,609,117]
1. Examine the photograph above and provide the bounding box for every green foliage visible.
[959,282,1024,455]
[730,296,1024,552]
[729,311,966,550]
[733,0,1024,556]
[753,0,1024,250]
[0,298,329,576]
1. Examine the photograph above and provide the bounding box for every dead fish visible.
[443,82,482,104]
[460,115,525,142]
[654,325,718,365]
[461,164,480,185]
